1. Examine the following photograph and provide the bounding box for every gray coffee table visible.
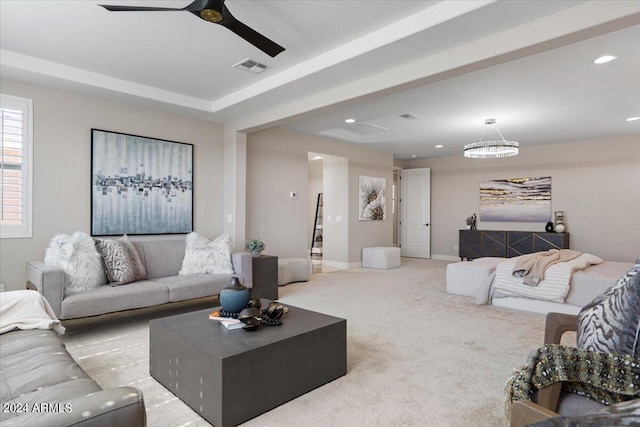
[149,302,347,427]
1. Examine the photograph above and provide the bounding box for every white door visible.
[400,168,431,258]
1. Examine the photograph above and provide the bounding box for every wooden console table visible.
[459,230,569,260]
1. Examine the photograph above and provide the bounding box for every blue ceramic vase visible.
[219,277,250,313]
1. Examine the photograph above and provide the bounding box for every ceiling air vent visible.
[400,113,419,120]
[233,58,269,74]
[342,122,389,135]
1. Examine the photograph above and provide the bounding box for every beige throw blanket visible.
[512,249,582,286]
[0,290,65,335]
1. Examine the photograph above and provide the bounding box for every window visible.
[1,94,33,238]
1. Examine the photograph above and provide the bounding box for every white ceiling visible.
[1,0,639,160]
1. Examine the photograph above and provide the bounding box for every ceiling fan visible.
[99,0,285,57]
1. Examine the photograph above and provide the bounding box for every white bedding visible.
[493,253,603,303]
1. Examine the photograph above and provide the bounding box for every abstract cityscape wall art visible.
[91,129,193,235]
[479,176,551,222]
[359,175,386,220]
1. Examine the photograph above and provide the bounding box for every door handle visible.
[425,223,429,226]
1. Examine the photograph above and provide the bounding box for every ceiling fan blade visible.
[100,0,286,57]
[99,5,183,12]
[219,5,285,58]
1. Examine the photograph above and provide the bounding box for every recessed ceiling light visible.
[435,145,443,148]
[411,155,417,158]
[626,116,640,122]
[345,118,356,123]
[593,55,617,64]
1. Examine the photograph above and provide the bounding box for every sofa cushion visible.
[44,231,107,294]
[132,237,187,279]
[577,259,640,357]
[0,330,98,403]
[179,232,234,275]
[96,235,147,286]
[152,274,234,302]
[0,378,102,423]
[61,281,170,319]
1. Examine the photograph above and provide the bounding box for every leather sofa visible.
[26,237,257,320]
[0,328,145,426]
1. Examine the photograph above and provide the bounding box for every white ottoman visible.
[446,258,503,299]
[362,247,401,270]
[278,258,311,286]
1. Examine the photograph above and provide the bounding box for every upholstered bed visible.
[446,256,633,315]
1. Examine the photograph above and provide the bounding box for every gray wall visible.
[323,156,350,264]
[246,127,393,265]
[348,160,395,262]
[0,79,225,290]
[396,135,640,262]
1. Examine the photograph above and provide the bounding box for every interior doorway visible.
[308,153,324,272]
[400,168,431,258]
[393,169,400,247]
[307,152,348,273]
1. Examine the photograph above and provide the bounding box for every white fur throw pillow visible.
[44,231,108,295]
[179,232,234,275]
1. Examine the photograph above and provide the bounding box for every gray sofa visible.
[26,237,255,320]
[0,328,145,427]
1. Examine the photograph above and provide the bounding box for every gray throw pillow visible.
[96,235,147,286]
[577,259,640,357]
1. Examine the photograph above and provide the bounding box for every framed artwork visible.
[479,176,551,222]
[359,175,386,220]
[91,129,193,235]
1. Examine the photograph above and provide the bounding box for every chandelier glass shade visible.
[464,119,519,159]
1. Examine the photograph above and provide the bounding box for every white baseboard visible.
[431,254,460,262]
[322,259,360,270]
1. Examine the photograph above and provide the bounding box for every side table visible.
[251,255,278,300]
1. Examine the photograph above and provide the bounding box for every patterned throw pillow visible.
[577,259,640,357]
[95,235,147,287]
[44,231,108,294]
[179,232,234,275]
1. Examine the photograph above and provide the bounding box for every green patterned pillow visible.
[577,259,640,357]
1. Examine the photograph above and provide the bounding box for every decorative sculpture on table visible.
[219,277,250,314]
[238,301,289,331]
[554,211,566,233]
[216,280,288,331]
[466,214,477,230]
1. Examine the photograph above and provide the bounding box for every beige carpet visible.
[62,258,551,427]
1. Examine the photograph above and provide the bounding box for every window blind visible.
[1,95,32,238]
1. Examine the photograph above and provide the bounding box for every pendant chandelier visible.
[464,118,519,159]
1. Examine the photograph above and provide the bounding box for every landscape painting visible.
[91,129,193,235]
[359,175,386,220]
[479,176,551,222]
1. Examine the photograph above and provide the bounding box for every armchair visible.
[509,312,640,427]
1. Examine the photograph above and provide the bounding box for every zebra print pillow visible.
[577,259,640,357]
[95,235,147,287]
